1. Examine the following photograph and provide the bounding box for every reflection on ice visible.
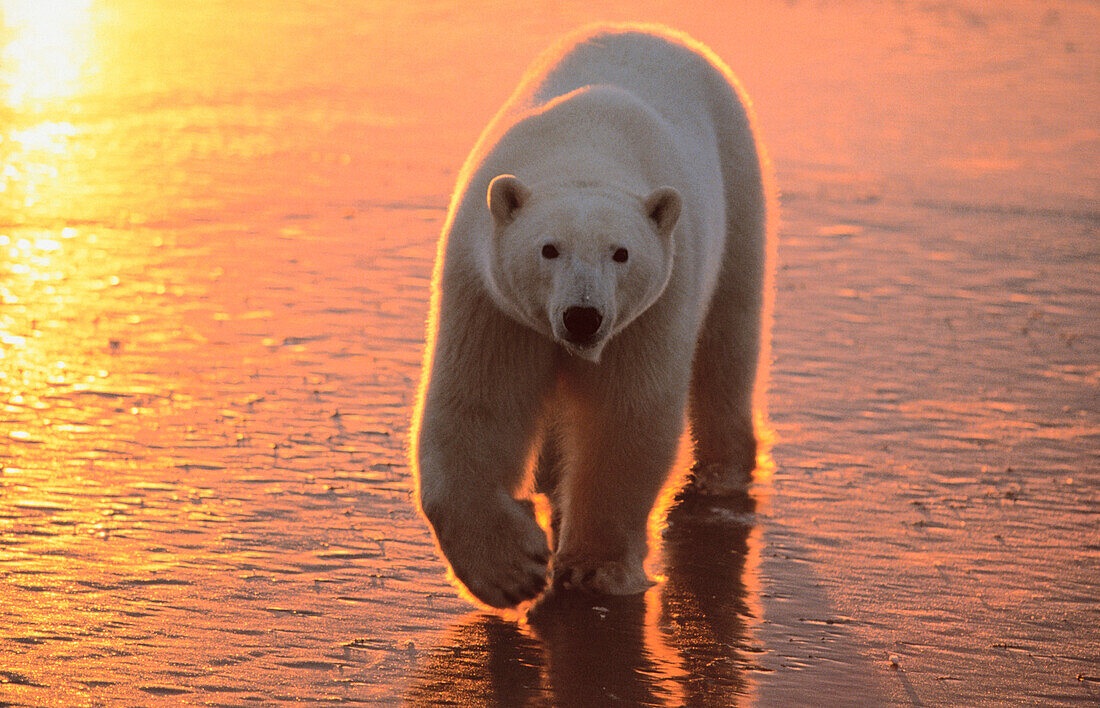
[409,489,762,706]
[1,0,94,108]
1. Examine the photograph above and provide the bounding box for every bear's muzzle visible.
[562,306,603,345]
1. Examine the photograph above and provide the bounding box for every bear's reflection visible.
[406,489,758,707]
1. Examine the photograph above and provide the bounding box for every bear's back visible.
[524,25,737,132]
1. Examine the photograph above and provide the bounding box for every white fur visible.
[413,24,773,608]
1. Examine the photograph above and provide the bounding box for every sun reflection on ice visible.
[0,0,101,460]
[1,0,95,108]
[1,0,97,222]
[7,122,79,153]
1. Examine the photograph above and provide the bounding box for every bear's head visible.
[485,174,680,362]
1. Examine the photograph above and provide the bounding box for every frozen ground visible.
[1,0,1096,705]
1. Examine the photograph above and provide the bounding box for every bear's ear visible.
[487,175,530,227]
[644,186,682,241]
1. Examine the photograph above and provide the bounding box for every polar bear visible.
[412,24,773,608]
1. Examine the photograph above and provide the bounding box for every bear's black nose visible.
[562,306,603,343]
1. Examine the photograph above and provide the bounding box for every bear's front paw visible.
[426,494,550,608]
[552,558,654,596]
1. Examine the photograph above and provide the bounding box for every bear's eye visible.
[612,247,629,263]
[541,244,559,259]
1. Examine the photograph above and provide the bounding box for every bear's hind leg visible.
[688,243,764,495]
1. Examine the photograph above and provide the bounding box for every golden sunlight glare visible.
[1,0,94,108]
